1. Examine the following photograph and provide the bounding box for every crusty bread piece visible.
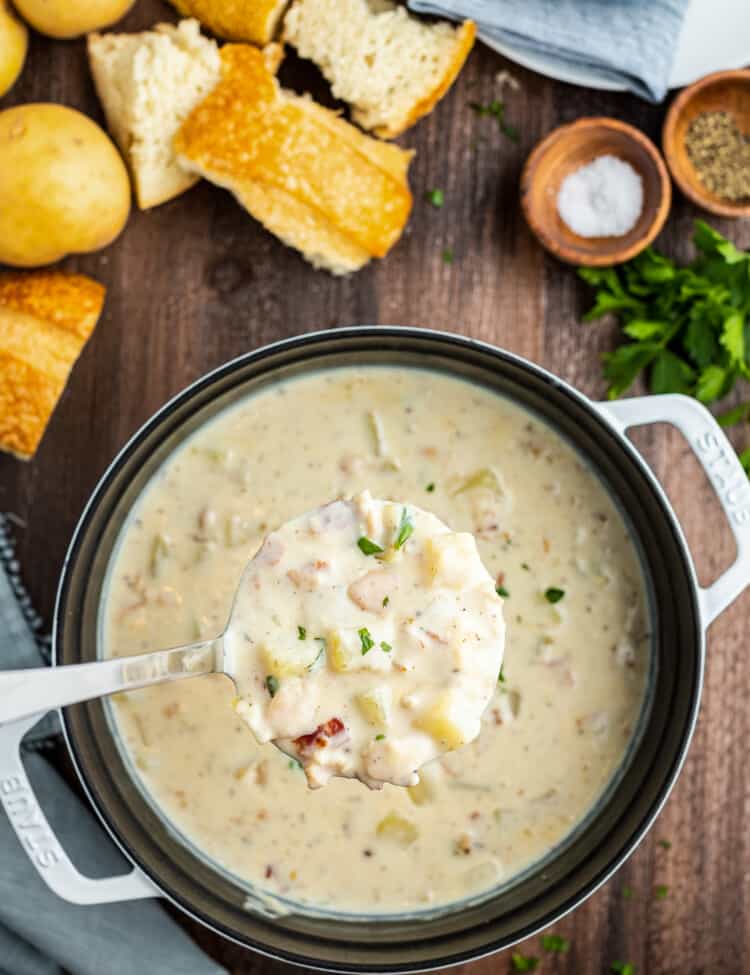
[283,0,476,138]
[88,19,221,209]
[166,0,289,43]
[175,44,413,274]
[0,272,105,461]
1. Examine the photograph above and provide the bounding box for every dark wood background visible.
[2,3,749,973]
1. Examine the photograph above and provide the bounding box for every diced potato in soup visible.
[102,367,649,914]
[226,491,505,789]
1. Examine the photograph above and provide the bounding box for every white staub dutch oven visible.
[1,328,748,972]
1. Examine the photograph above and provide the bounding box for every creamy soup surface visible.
[102,366,649,913]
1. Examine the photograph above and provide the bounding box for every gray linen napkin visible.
[408,0,690,102]
[0,515,227,975]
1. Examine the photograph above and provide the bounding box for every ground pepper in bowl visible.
[685,111,750,203]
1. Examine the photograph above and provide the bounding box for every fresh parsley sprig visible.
[580,222,750,471]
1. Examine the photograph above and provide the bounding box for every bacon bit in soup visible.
[294,718,346,756]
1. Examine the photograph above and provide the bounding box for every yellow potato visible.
[0,104,131,267]
[0,1,27,97]
[12,0,135,38]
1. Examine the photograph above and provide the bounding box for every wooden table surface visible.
[2,4,749,974]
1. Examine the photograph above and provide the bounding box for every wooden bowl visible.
[663,69,750,218]
[521,117,671,267]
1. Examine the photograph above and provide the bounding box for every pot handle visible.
[0,712,160,904]
[596,394,750,626]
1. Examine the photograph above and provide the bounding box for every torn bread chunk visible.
[225,491,505,789]
[283,0,476,137]
[88,19,221,209]
[174,44,413,273]
[166,0,289,43]
[0,272,105,460]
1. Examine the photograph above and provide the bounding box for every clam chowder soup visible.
[102,366,649,913]
[227,492,506,790]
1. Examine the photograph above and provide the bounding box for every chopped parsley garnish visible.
[498,665,506,684]
[425,482,436,492]
[380,641,392,653]
[658,839,672,850]
[382,595,390,607]
[441,248,454,264]
[496,585,510,598]
[521,562,530,571]
[358,536,384,556]
[511,953,539,972]
[469,99,519,142]
[375,733,386,740]
[654,884,669,899]
[611,963,635,975]
[307,639,326,670]
[288,757,302,771]
[541,934,570,954]
[265,675,279,698]
[297,625,307,640]
[544,587,565,604]
[359,628,375,654]
[622,885,634,900]
[425,188,444,208]
[394,507,414,549]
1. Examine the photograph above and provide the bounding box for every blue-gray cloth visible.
[408,0,690,102]
[0,516,227,975]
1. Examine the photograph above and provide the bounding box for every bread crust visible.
[167,0,289,43]
[372,20,476,138]
[0,272,104,460]
[175,44,413,273]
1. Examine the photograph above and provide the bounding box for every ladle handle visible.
[0,638,222,728]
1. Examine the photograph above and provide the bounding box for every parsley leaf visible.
[498,664,506,683]
[358,536,384,556]
[650,349,695,395]
[696,364,729,403]
[441,248,454,264]
[611,963,635,975]
[394,508,414,549]
[359,628,375,655]
[622,885,634,900]
[469,100,519,142]
[380,641,392,653]
[297,625,307,640]
[425,188,444,208]
[375,733,386,741]
[654,884,669,899]
[544,587,565,604]
[718,401,750,426]
[265,675,279,698]
[496,585,510,598]
[510,953,539,972]
[425,482,436,492]
[540,934,570,954]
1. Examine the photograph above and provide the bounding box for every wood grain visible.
[2,4,749,974]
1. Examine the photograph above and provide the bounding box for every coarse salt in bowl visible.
[556,155,644,238]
